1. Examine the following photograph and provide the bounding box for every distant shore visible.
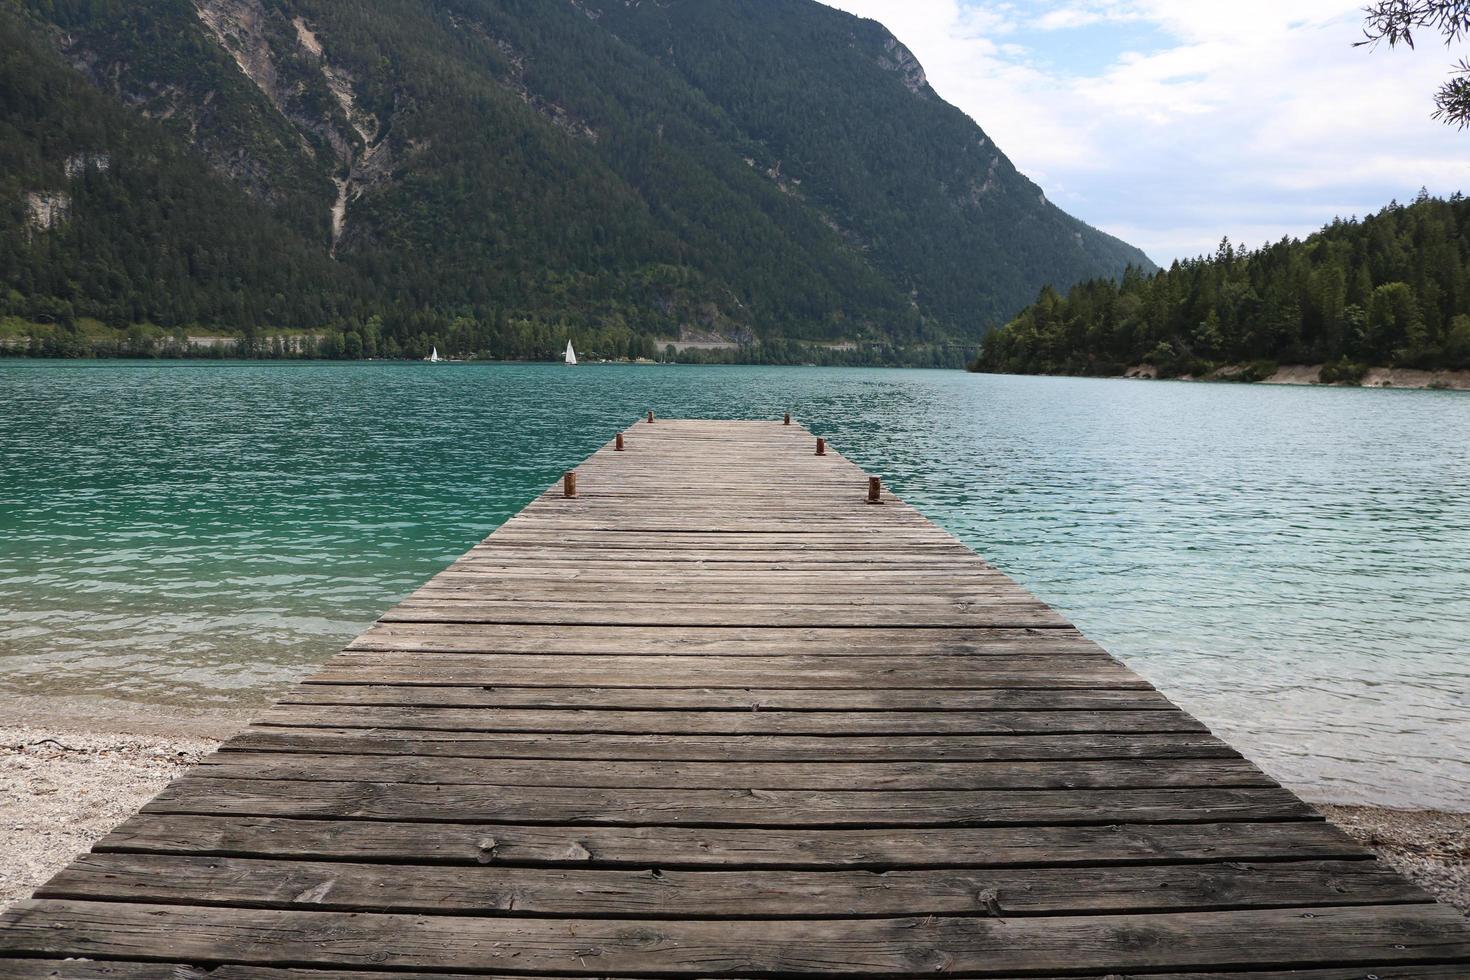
[1121,362,1470,390]
[2,707,1466,916]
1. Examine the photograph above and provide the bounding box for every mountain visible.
[3,0,1154,362]
[974,193,1470,379]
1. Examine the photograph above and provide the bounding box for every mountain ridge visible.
[3,0,1154,362]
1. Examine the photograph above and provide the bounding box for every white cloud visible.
[819,0,1470,263]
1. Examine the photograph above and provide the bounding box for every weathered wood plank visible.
[39,854,1428,917]
[225,729,1238,762]
[279,685,1180,711]
[142,778,1318,826]
[410,586,1060,606]
[195,753,1274,790]
[4,901,1468,974]
[4,962,1469,980]
[0,963,208,980]
[255,704,1207,733]
[451,554,1008,569]
[455,550,997,565]
[308,653,1146,689]
[97,814,1362,869]
[433,567,1019,584]
[345,623,1106,657]
[380,600,1068,628]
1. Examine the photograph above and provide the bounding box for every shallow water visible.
[1,361,1466,809]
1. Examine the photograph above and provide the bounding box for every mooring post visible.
[867,476,882,504]
[615,432,625,451]
[784,412,791,425]
[647,410,655,423]
[815,437,826,456]
[563,470,577,498]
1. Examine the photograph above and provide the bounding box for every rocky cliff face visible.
[23,191,71,233]
[877,37,929,95]
[191,0,369,250]
[41,1,335,240]
[190,0,396,252]
[21,154,113,235]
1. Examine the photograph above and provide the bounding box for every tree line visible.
[974,193,1470,379]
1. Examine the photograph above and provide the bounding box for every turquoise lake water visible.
[1,361,1467,809]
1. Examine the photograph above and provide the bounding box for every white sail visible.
[565,341,577,366]
[428,346,440,363]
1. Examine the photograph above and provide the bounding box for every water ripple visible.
[0,362,1467,810]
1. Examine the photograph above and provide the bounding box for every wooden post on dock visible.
[815,437,826,456]
[867,476,882,504]
[784,412,791,425]
[615,433,625,451]
[647,411,655,424]
[562,471,577,497]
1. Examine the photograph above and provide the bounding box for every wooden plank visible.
[320,650,1127,672]
[449,553,1022,569]
[307,654,1145,689]
[0,964,208,979]
[380,600,1068,628]
[474,540,972,553]
[2,965,1453,980]
[463,545,996,561]
[97,814,1364,869]
[344,623,1107,657]
[38,854,1429,917]
[278,685,1181,711]
[473,538,975,552]
[451,554,1008,569]
[194,753,1274,790]
[4,901,1468,974]
[409,586,1061,606]
[224,729,1238,762]
[254,704,1208,733]
[432,566,1020,582]
[142,778,1319,826]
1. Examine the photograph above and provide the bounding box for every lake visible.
[1,361,1467,810]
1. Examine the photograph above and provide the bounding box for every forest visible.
[974,194,1470,379]
[1,0,1148,363]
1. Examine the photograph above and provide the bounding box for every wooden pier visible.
[2,419,1467,978]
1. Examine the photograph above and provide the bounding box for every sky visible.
[818,0,1470,264]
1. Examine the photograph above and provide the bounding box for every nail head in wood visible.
[615,432,624,451]
[867,476,883,504]
[815,437,826,456]
[563,471,577,498]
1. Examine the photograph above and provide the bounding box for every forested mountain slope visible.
[974,194,1470,379]
[4,0,1153,360]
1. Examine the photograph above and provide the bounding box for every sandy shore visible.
[2,721,1467,916]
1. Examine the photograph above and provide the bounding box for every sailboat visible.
[564,341,577,366]
[426,346,441,363]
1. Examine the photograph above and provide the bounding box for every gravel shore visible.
[2,722,1466,915]
[1,725,217,910]
[1317,803,1470,913]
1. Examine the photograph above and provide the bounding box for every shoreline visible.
[970,363,1470,389]
[1122,362,1470,390]
[2,715,1466,917]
